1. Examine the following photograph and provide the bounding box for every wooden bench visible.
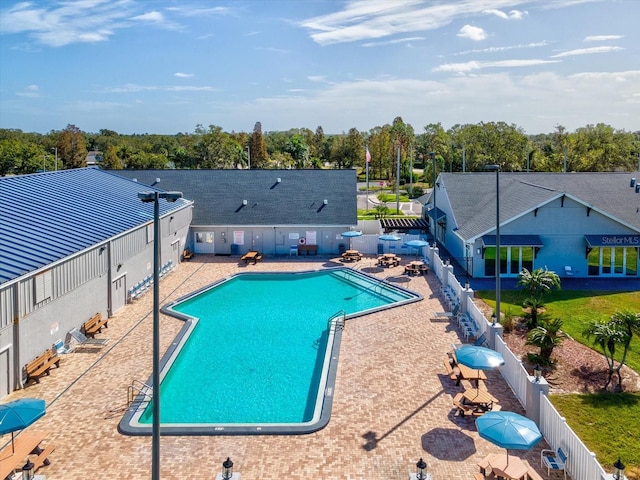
[33,443,56,471]
[477,453,500,476]
[183,248,194,260]
[82,312,108,338]
[442,357,459,381]
[25,348,60,384]
[522,460,544,480]
[452,392,487,417]
[473,473,485,480]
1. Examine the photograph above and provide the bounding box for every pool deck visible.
[5,256,553,479]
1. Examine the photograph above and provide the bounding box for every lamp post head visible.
[222,457,234,480]
[613,457,625,480]
[484,164,500,172]
[533,364,542,382]
[416,458,427,480]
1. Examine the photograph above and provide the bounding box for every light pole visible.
[137,190,183,480]
[51,147,57,171]
[396,144,400,214]
[430,151,436,243]
[485,164,500,327]
[246,145,251,170]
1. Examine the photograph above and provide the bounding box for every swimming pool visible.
[119,267,421,436]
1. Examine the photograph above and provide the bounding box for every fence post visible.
[428,244,438,268]
[461,284,473,315]
[489,320,503,349]
[526,374,549,424]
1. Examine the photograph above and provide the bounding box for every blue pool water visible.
[119,268,421,435]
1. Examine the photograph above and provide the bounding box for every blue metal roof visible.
[0,168,191,284]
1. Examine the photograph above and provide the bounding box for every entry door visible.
[194,232,215,254]
[112,276,127,313]
[0,348,11,399]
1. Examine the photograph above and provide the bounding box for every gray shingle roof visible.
[441,172,640,241]
[115,169,357,226]
[0,168,191,284]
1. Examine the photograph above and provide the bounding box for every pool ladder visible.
[127,379,153,407]
[327,310,346,332]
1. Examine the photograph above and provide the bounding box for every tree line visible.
[1,119,638,179]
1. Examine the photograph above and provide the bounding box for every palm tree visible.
[583,321,629,391]
[611,310,640,390]
[517,267,561,329]
[526,318,566,365]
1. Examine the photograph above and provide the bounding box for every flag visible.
[366,147,371,163]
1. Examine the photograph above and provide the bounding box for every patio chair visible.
[65,327,109,349]
[541,446,567,480]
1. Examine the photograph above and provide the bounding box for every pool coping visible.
[118,267,422,436]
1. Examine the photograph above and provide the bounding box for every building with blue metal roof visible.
[0,168,193,395]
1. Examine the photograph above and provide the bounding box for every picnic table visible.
[0,430,55,479]
[451,351,488,386]
[462,388,498,409]
[377,254,400,267]
[342,250,363,262]
[489,453,528,479]
[241,250,263,264]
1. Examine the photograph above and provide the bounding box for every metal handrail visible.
[127,379,153,406]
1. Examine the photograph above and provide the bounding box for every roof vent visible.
[631,178,636,187]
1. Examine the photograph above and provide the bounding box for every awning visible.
[585,234,640,248]
[482,235,544,247]
[427,207,446,221]
[380,218,429,231]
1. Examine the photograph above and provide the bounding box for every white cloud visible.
[224,70,640,135]
[483,9,528,19]
[104,84,217,93]
[362,36,425,47]
[307,76,327,83]
[457,25,487,41]
[131,11,164,23]
[0,0,182,47]
[455,41,549,56]
[16,84,40,97]
[551,46,624,58]
[175,73,194,78]
[584,35,623,42]
[165,6,230,17]
[300,0,528,45]
[434,59,560,72]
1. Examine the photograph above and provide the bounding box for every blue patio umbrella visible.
[455,345,505,370]
[0,398,46,452]
[379,234,402,242]
[455,345,505,390]
[341,230,363,250]
[475,411,542,464]
[403,239,429,257]
[379,234,402,253]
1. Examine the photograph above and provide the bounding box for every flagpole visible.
[365,146,370,211]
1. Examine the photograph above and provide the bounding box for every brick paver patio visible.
[5,256,550,479]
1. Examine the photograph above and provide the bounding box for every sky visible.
[1,0,639,136]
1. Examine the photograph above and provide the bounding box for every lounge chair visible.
[65,327,109,349]
[434,303,460,319]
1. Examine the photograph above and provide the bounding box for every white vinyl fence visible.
[539,394,608,480]
[429,246,611,480]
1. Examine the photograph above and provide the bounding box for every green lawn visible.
[478,289,640,373]
[550,393,640,479]
[477,289,640,477]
